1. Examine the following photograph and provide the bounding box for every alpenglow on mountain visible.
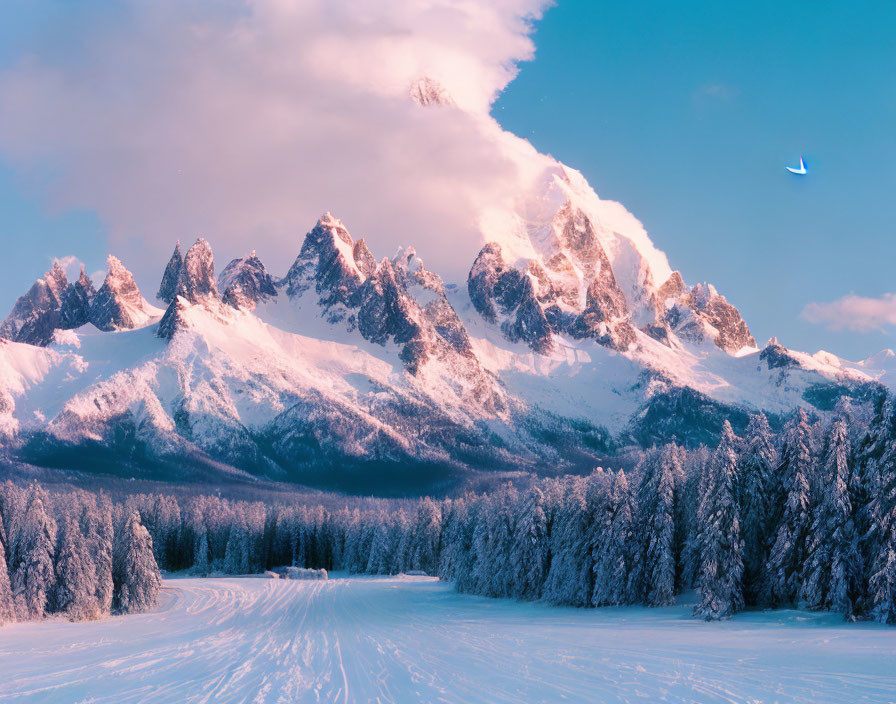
[1,165,891,491]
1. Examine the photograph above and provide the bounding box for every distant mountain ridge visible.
[0,166,891,491]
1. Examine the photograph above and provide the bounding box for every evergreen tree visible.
[763,409,813,606]
[113,512,162,614]
[0,481,26,570]
[471,494,501,597]
[694,421,744,620]
[851,392,892,600]
[12,484,56,619]
[510,487,549,600]
[631,449,678,606]
[54,518,102,621]
[445,502,479,593]
[737,413,776,603]
[542,478,595,607]
[869,502,896,624]
[665,444,688,591]
[800,419,860,616]
[224,519,250,574]
[0,546,14,625]
[390,512,412,576]
[437,499,467,582]
[679,447,710,590]
[409,498,442,576]
[592,469,635,607]
[365,513,394,575]
[78,494,114,614]
[193,526,209,576]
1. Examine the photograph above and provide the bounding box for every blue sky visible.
[1,0,894,359]
[494,0,896,359]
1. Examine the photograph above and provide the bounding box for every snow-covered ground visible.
[1,576,894,704]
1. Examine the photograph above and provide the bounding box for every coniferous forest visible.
[3,402,896,626]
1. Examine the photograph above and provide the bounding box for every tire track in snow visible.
[1,576,895,703]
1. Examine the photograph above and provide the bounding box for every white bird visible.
[786,156,807,175]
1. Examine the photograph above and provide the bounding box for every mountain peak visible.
[89,255,157,331]
[59,265,97,330]
[219,252,276,311]
[409,77,453,107]
[157,242,184,304]
[175,238,218,303]
[0,262,69,345]
[47,259,69,301]
[282,215,367,304]
[318,212,344,230]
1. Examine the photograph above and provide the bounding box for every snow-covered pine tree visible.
[679,446,710,591]
[357,512,373,573]
[471,493,506,597]
[12,483,56,620]
[410,498,442,576]
[78,493,114,614]
[0,502,7,562]
[869,501,896,624]
[342,510,364,574]
[664,444,689,592]
[445,502,479,593]
[0,482,26,571]
[694,421,744,620]
[737,413,776,603]
[542,477,596,607]
[53,517,102,621]
[290,511,307,568]
[0,545,14,625]
[593,469,635,607]
[390,511,412,576]
[223,519,250,575]
[509,486,549,600]
[437,499,466,581]
[365,512,394,575]
[763,409,813,607]
[846,391,893,615]
[800,418,860,616]
[194,529,210,576]
[113,512,162,614]
[632,448,678,606]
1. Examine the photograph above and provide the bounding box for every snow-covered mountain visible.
[0,169,887,490]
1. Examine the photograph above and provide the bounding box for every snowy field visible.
[1,576,895,704]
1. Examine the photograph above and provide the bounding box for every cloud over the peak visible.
[0,0,552,288]
[802,293,896,333]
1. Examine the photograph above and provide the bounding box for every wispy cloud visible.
[802,293,896,333]
[0,0,551,286]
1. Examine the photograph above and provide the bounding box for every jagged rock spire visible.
[46,260,69,305]
[89,255,152,331]
[157,242,183,304]
[0,262,70,346]
[174,238,217,303]
[281,214,368,303]
[156,296,189,340]
[155,238,218,340]
[59,266,97,330]
[219,252,276,311]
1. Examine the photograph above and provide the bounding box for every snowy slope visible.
[0,138,890,488]
[1,575,894,704]
[0,203,888,488]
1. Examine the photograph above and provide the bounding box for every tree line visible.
[0,482,161,625]
[4,397,896,626]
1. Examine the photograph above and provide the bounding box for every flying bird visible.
[786,156,807,175]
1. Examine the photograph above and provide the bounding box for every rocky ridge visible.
[0,203,885,491]
[0,256,159,345]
